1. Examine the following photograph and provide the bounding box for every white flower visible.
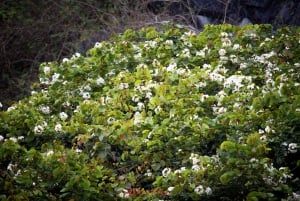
[247,83,256,90]
[119,83,129,90]
[75,148,82,153]
[177,68,189,76]
[174,167,186,174]
[18,136,24,140]
[222,38,232,47]
[43,66,51,74]
[107,117,115,125]
[137,102,144,111]
[259,42,266,47]
[230,55,238,63]
[95,42,102,48]
[240,63,247,70]
[162,168,171,177]
[14,169,21,179]
[203,63,211,69]
[39,77,49,85]
[194,185,205,195]
[192,164,201,171]
[167,62,177,71]
[62,101,71,107]
[213,106,227,115]
[250,33,257,38]
[220,56,228,63]
[142,139,149,143]
[51,73,60,83]
[196,50,205,57]
[71,53,80,60]
[250,158,258,163]
[152,59,160,67]
[132,95,140,102]
[165,40,174,46]
[209,72,225,82]
[168,187,175,192]
[263,177,273,185]
[134,52,142,60]
[291,192,300,200]
[39,105,51,114]
[260,135,267,143]
[96,77,105,86]
[62,58,69,63]
[134,112,143,125]
[83,85,92,91]
[221,32,228,38]
[34,125,44,134]
[224,75,251,92]
[265,125,271,133]
[184,30,196,36]
[0,135,4,142]
[46,150,54,156]
[7,163,17,172]
[118,189,130,198]
[190,153,200,165]
[233,102,241,108]
[205,187,212,195]
[265,37,271,41]
[9,137,17,142]
[182,48,191,58]
[42,121,48,127]
[145,92,152,99]
[82,92,91,99]
[233,44,241,50]
[218,49,226,56]
[192,156,200,164]
[145,172,152,177]
[71,64,79,68]
[154,106,162,114]
[288,143,298,153]
[59,112,68,121]
[189,114,199,120]
[54,124,63,133]
[144,40,157,49]
[147,132,153,139]
[7,106,16,111]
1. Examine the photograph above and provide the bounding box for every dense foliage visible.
[1,24,300,200]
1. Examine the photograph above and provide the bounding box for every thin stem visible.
[223,0,231,24]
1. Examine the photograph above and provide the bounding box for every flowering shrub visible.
[1,24,300,200]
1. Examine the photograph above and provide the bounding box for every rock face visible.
[237,0,300,26]
[151,0,300,28]
[204,0,299,26]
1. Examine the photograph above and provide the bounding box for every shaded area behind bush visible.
[0,0,179,108]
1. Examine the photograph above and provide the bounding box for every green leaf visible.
[219,170,241,184]
[220,141,236,151]
[151,163,161,171]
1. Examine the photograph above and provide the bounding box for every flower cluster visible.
[194,185,212,196]
[1,24,299,201]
